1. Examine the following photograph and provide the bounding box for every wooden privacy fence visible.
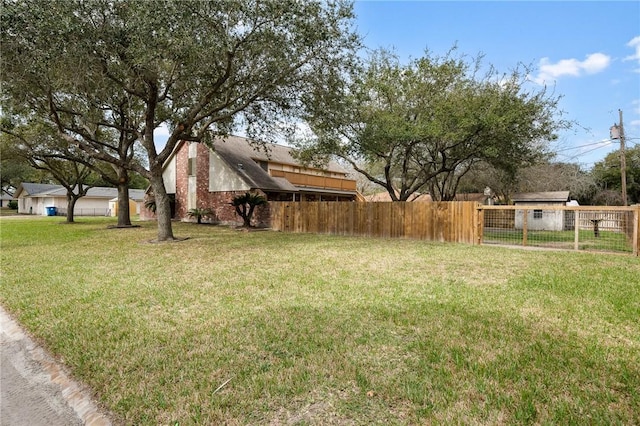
[269,201,640,256]
[269,201,480,244]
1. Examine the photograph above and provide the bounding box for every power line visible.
[553,139,613,153]
[558,143,614,162]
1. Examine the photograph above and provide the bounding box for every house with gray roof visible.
[150,135,360,225]
[14,183,145,216]
[1,187,17,207]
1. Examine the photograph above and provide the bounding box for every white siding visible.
[515,209,565,231]
[163,156,177,194]
[187,176,197,210]
[208,151,250,192]
[17,195,112,216]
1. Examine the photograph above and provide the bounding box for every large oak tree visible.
[297,48,571,201]
[1,0,360,240]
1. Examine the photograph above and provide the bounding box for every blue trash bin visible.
[46,206,57,216]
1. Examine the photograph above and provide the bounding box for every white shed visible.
[512,191,571,231]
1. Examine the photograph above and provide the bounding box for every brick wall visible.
[197,189,271,227]
[175,142,189,220]
[139,192,155,221]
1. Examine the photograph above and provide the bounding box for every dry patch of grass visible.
[1,217,639,425]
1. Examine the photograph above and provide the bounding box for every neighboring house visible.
[512,191,571,231]
[14,183,145,216]
[147,135,360,225]
[1,191,15,207]
[453,190,497,205]
[363,191,496,203]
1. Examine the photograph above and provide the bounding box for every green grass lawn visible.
[1,217,639,425]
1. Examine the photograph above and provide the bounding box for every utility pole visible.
[610,109,628,206]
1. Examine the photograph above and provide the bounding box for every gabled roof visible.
[14,183,145,200]
[212,141,295,192]
[211,136,356,194]
[511,191,570,203]
[212,135,347,174]
[14,183,62,198]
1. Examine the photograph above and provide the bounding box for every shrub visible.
[230,193,267,227]
[144,199,156,213]
[187,208,213,224]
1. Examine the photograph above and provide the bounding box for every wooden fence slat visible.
[269,201,480,244]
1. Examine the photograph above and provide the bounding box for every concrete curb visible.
[0,305,113,426]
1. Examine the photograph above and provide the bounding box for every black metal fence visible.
[55,207,110,217]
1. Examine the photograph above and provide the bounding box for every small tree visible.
[187,208,213,225]
[231,193,267,228]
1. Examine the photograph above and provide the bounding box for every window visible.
[188,157,196,176]
[533,209,543,219]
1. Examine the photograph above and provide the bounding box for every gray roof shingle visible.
[212,136,347,174]
[512,191,570,202]
[213,144,296,192]
[16,183,62,197]
[212,136,351,193]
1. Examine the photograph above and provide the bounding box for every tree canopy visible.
[297,48,570,201]
[1,0,360,239]
[0,118,105,221]
[0,137,41,194]
[457,161,597,204]
[591,146,640,205]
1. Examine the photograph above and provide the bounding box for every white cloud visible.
[624,35,640,72]
[581,53,611,73]
[624,36,640,61]
[532,53,611,85]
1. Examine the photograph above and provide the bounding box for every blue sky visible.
[352,0,640,169]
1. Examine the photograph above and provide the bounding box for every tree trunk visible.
[149,172,174,241]
[246,205,256,227]
[66,195,78,223]
[116,181,132,227]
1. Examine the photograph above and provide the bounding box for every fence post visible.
[522,209,528,246]
[574,209,580,251]
[634,206,639,257]
[475,205,483,245]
